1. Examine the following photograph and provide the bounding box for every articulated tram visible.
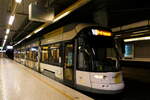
[14,23,124,94]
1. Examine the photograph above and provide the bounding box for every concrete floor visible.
[0,58,93,100]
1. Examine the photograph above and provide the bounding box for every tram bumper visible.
[90,72,125,93]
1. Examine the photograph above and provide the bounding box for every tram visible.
[14,23,124,94]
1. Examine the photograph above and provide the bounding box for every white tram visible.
[14,23,124,94]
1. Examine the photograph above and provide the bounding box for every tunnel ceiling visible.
[108,0,150,27]
[0,0,150,46]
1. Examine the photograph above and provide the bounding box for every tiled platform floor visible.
[0,58,93,100]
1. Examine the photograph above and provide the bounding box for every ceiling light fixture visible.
[6,29,10,34]
[15,0,22,4]
[1,0,22,49]
[4,35,8,40]
[34,27,44,34]
[53,11,71,23]
[25,34,32,39]
[8,15,15,25]
[3,40,6,47]
[13,0,91,47]
[124,36,150,42]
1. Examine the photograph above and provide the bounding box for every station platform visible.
[0,58,93,100]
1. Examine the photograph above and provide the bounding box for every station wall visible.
[134,41,150,58]
[124,40,150,61]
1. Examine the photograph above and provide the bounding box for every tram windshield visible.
[77,29,120,72]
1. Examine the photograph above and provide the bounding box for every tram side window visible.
[65,44,73,67]
[33,51,38,61]
[29,50,32,60]
[106,48,116,59]
[18,50,21,58]
[30,50,33,60]
[14,50,18,58]
[31,47,38,61]
[41,46,49,63]
[26,49,30,60]
[20,50,25,59]
[49,44,61,65]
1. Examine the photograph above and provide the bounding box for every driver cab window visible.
[77,37,91,71]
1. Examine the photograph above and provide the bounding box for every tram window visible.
[29,51,32,60]
[41,46,49,63]
[30,51,34,61]
[30,52,32,60]
[65,44,73,67]
[77,37,91,71]
[15,50,18,58]
[18,50,21,58]
[31,47,38,61]
[17,51,19,58]
[18,50,20,58]
[49,44,61,65]
[14,51,16,57]
[26,50,30,59]
[77,31,119,72]
[106,48,116,58]
[77,46,91,71]
[33,51,38,61]
[20,50,25,59]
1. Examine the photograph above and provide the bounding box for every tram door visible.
[63,43,74,84]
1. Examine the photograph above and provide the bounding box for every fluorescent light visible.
[34,27,43,34]
[8,15,15,25]
[133,30,149,34]
[15,0,22,3]
[4,35,8,40]
[53,11,71,23]
[7,46,13,49]
[144,37,150,39]
[25,34,32,39]
[3,39,6,42]
[17,39,24,44]
[3,40,6,47]
[2,44,4,46]
[6,29,10,34]
[124,36,150,42]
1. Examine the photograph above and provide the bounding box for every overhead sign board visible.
[29,2,54,22]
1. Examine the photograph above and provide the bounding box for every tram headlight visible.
[94,75,104,79]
